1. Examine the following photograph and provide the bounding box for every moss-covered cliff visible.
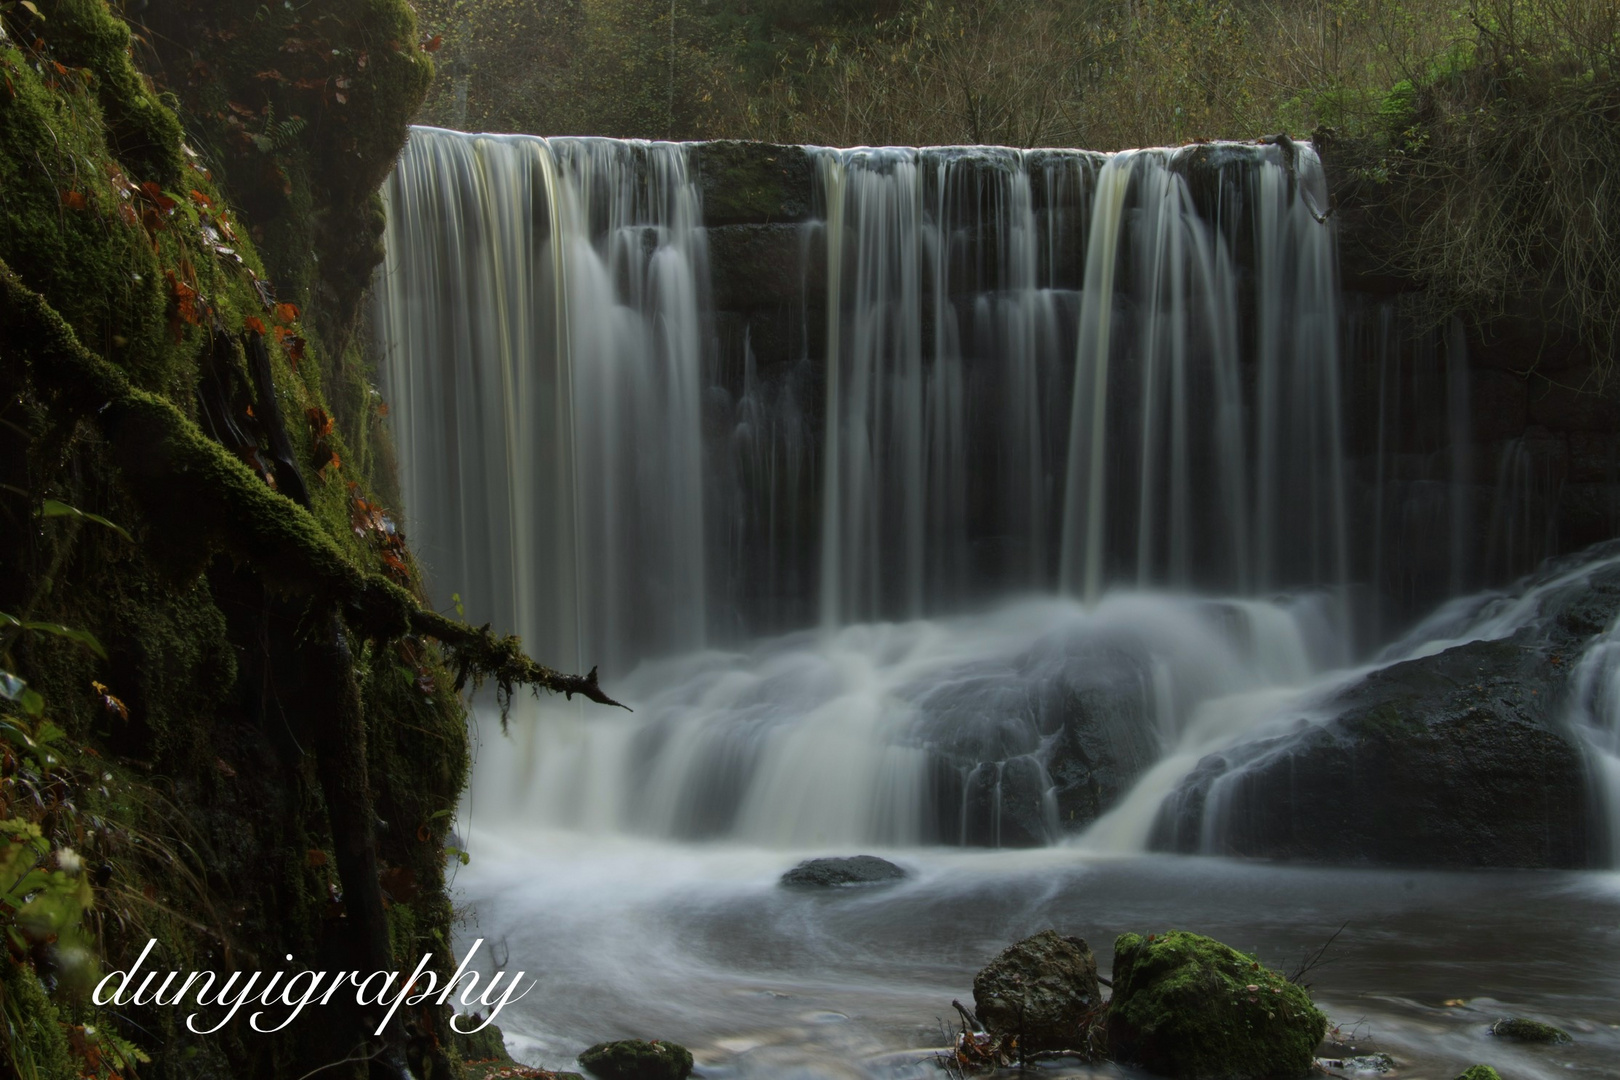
[0,3,564,1077]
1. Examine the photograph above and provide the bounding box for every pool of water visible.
[451,829,1620,1079]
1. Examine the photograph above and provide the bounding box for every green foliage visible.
[1,956,75,1080]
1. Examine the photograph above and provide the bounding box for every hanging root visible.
[0,258,622,710]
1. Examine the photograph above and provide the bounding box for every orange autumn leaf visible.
[305,406,334,439]
[61,189,87,210]
[245,316,266,335]
[274,301,301,324]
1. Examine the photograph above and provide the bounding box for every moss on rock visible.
[578,1039,695,1080]
[1107,930,1327,1080]
[1491,1017,1572,1043]
[40,0,185,185]
[1455,1068,1503,1080]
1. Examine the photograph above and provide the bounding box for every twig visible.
[1288,920,1349,986]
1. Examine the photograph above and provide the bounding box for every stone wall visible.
[689,140,1620,638]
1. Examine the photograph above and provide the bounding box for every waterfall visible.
[375,129,1369,848]
[376,130,709,674]
[1569,616,1620,864]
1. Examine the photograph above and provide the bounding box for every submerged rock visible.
[780,855,906,887]
[1491,1016,1572,1042]
[1107,930,1327,1080]
[578,1039,694,1080]
[971,929,1104,1052]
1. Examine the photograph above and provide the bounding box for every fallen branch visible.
[411,609,632,723]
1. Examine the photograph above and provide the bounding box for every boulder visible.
[1107,930,1327,1080]
[1454,1069,1502,1080]
[1154,544,1620,868]
[971,930,1103,1051]
[908,641,1161,846]
[780,855,905,888]
[577,1039,694,1080]
[1490,1017,1572,1043]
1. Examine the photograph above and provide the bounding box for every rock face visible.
[971,930,1103,1051]
[909,642,1164,847]
[780,855,906,887]
[578,1039,694,1080]
[1107,931,1327,1080]
[1155,544,1620,868]
[688,141,814,227]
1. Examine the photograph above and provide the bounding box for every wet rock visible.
[707,224,810,313]
[1155,543,1620,868]
[1107,930,1327,1080]
[1490,1017,1572,1043]
[1454,1068,1503,1080]
[578,1039,694,1080]
[910,642,1161,846]
[1042,661,1162,835]
[961,756,1051,848]
[971,929,1103,1051]
[780,855,906,888]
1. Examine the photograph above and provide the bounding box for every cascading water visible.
[376,130,709,675]
[375,128,1364,850]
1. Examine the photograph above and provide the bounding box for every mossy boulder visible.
[1491,1016,1571,1043]
[578,1039,694,1080]
[972,929,1103,1051]
[1455,1068,1502,1080]
[1107,931,1327,1080]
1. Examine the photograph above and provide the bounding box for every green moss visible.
[1455,1068,1503,1080]
[40,0,185,185]
[1,6,530,1076]
[1491,1017,1572,1043]
[579,1039,695,1080]
[1107,930,1328,1080]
